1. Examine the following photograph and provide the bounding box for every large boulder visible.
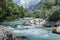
[52,26,60,34]
[56,26,60,33]
[0,25,15,40]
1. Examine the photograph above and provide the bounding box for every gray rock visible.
[56,26,60,33]
[0,25,15,40]
[52,26,60,34]
[24,21,32,26]
[23,18,46,26]
[54,20,60,27]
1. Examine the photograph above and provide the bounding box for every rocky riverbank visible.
[0,25,14,40]
[0,25,28,40]
[44,20,60,34]
[23,18,46,26]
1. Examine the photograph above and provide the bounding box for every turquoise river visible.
[2,19,60,40]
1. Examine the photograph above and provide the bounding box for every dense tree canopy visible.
[0,0,26,22]
[0,0,60,22]
[24,0,60,21]
[41,0,60,21]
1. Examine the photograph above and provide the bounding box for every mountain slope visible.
[13,0,41,10]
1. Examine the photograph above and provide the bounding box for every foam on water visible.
[13,28,60,40]
[3,19,60,40]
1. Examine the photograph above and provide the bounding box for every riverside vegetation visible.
[0,0,60,22]
[0,0,60,34]
[0,0,60,39]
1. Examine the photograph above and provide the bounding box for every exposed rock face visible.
[0,25,15,40]
[0,25,28,40]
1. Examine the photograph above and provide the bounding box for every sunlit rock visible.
[56,26,60,33]
[24,21,32,26]
[52,26,60,34]
[23,18,46,26]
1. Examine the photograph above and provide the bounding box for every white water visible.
[13,27,60,40]
[3,19,60,40]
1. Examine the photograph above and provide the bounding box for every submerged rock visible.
[15,35,28,40]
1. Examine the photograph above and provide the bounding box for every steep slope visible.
[13,0,41,10]
[29,1,41,10]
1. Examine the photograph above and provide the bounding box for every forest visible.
[0,0,60,22]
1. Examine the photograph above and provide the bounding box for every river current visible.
[2,19,60,40]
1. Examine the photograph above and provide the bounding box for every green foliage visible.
[49,8,60,21]
[41,0,60,21]
[0,0,26,22]
[25,0,60,21]
[0,0,60,22]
